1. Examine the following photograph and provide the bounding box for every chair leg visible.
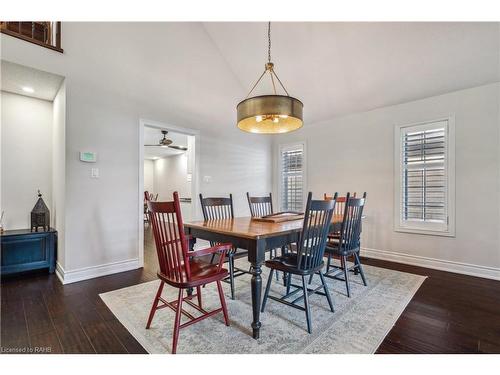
[171,289,184,354]
[146,281,164,329]
[216,280,230,326]
[308,273,314,284]
[354,252,367,286]
[301,276,312,334]
[352,254,359,275]
[228,253,235,300]
[319,272,334,312]
[326,254,332,273]
[341,255,351,298]
[196,286,202,308]
[261,268,274,312]
[286,272,292,295]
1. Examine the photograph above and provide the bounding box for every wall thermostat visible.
[80,151,97,163]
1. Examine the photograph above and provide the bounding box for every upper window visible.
[394,118,455,236]
[279,143,305,212]
[0,22,63,53]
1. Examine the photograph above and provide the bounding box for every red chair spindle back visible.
[324,192,356,217]
[148,192,191,282]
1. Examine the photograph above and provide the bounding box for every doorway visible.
[138,119,199,270]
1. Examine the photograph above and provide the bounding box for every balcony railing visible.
[0,22,63,53]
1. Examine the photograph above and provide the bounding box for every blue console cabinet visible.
[1,228,57,275]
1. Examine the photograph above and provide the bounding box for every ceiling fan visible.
[144,130,187,151]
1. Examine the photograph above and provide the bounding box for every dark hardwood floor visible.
[1,226,499,354]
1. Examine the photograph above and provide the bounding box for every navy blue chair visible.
[261,192,337,334]
[200,194,250,300]
[323,192,367,297]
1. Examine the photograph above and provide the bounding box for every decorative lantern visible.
[31,190,50,232]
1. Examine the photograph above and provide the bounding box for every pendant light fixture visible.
[237,22,303,134]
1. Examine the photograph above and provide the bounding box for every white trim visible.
[138,121,145,268]
[138,119,201,269]
[361,247,500,281]
[277,141,307,211]
[55,258,141,285]
[55,262,65,284]
[393,115,456,237]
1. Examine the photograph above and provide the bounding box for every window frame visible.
[277,141,307,212]
[393,116,455,237]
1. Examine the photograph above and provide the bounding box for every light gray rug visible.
[100,259,425,354]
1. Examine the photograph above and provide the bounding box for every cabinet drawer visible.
[1,233,53,274]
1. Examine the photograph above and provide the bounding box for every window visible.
[394,118,455,236]
[279,143,305,211]
[0,22,63,53]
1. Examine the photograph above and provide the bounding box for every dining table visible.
[184,214,345,340]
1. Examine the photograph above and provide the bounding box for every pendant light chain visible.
[268,21,272,63]
[245,21,290,98]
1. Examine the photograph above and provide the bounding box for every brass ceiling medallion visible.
[237,22,303,134]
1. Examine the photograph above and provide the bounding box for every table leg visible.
[250,262,262,339]
[187,232,196,297]
[281,245,288,286]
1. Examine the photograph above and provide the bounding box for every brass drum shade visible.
[237,95,303,134]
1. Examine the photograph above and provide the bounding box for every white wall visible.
[199,135,272,218]
[273,83,500,279]
[143,159,154,193]
[154,154,190,200]
[1,91,53,230]
[1,24,273,283]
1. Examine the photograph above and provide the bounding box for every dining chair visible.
[246,192,273,217]
[324,192,356,242]
[146,192,231,354]
[246,192,280,261]
[325,192,356,221]
[200,193,250,300]
[323,192,367,298]
[261,192,337,334]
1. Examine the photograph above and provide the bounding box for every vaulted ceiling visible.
[203,22,500,124]
[2,22,498,133]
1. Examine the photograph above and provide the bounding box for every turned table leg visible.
[250,262,262,339]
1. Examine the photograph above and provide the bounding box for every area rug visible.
[100,259,425,354]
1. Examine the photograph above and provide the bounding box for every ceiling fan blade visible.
[168,145,188,151]
[144,144,164,146]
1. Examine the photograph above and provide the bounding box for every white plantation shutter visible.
[395,119,454,235]
[280,144,304,211]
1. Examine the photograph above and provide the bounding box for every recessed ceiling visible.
[1,60,64,101]
[144,126,189,159]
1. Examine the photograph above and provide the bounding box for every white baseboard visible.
[55,258,141,285]
[361,247,500,281]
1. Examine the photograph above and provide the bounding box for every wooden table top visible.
[184,215,344,240]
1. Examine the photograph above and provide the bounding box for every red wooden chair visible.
[324,192,356,240]
[146,192,232,354]
[324,192,356,217]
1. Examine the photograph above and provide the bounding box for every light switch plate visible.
[91,168,99,178]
